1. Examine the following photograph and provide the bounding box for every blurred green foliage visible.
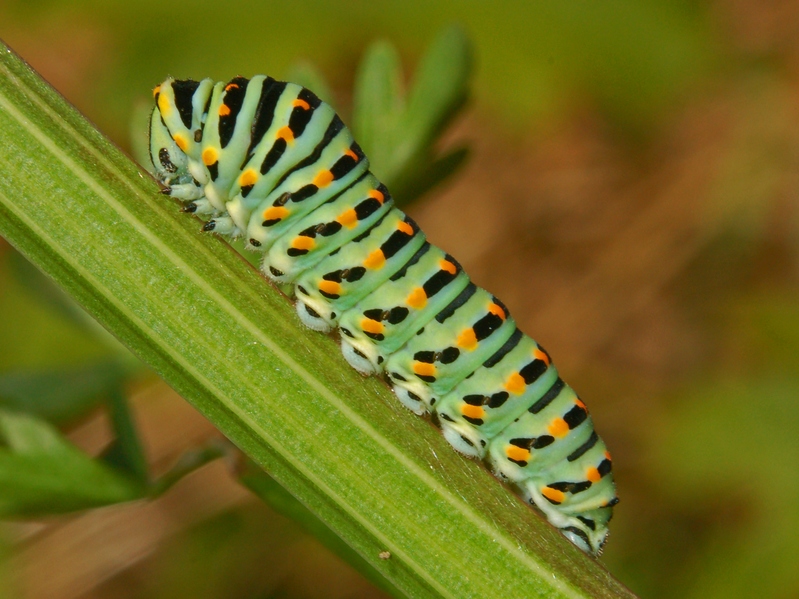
[2,0,799,597]
[0,0,713,143]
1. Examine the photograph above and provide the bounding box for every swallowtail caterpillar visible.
[149,75,618,555]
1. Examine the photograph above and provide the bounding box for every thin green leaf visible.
[391,25,472,183]
[239,459,404,599]
[0,41,634,598]
[149,440,227,497]
[102,386,149,484]
[353,40,405,174]
[0,409,143,517]
[0,361,133,423]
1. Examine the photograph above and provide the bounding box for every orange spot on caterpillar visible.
[225,83,240,91]
[313,170,334,188]
[504,372,526,395]
[157,92,171,116]
[363,249,385,269]
[344,148,359,161]
[291,236,315,251]
[276,126,294,143]
[605,451,612,461]
[461,404,485,420]
[262,206,289,221]
[406,287,427,309]
[413,362,436,377]
[218,104,231,117]
[239,169,258,188]
[361,318,384,335]
[292,98,310,110]
[396,221,414,235]
[586,467,601,483]
[533,347,550,366]
[318,280,342,296]
[439,260,457,275]
[575,398,587,411]
[457,328,478,350]
[202,147,218,165]
[506,444,530,463]
[368,189,384,203]
[152,85,161,98]
[336,209,358,229]
[488,303,506,320]
[548,418,569,438]
[541,487,565,504]
[173,134,188,152]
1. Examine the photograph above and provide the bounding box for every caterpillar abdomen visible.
[150,75,617,555]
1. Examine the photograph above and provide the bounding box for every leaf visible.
[351,25,472,208]
[0,39,634,598]
[149,440,227,497]
[101,386,149,484]
[0,409,143,517]
[0,361,133,423]
[399,25,472,168]
[353,40,405,172]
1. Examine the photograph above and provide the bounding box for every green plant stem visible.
[0,41,635,599]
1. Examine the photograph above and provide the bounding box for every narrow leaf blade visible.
[393,26,472,174]
[353,40,405,177]
[0,410,142,517]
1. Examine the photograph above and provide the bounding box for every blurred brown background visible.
[2,1,799,597]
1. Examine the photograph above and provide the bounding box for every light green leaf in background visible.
[0,409,143,517]
[353,40,406,173]
[353,25,472,207]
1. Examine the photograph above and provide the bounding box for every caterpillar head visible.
[149,107,189,184]
[149,77,216,190]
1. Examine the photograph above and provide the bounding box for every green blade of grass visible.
[0,41,635,599]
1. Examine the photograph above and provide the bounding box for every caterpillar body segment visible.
[150,75,617,555]
[294,209,427,332]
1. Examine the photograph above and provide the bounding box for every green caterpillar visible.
[149,75,618,555]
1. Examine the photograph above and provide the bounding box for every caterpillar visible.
[149,75,618,555]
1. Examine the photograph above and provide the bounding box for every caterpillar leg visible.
[438,413,487,458]
[340,336,382,375]
[183,197,217,215]
[203,215,238,237]
[295,299,335,333]
[167,182,204,201]
[389,384,429,416]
